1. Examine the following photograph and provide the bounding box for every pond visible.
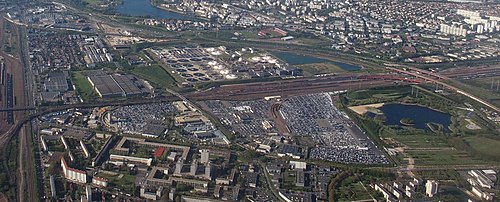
[272,52,361,71]
[379,103,452,132]
[116,0,197,20]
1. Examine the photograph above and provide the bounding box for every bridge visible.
[0,106,37,112]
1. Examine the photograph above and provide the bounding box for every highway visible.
[385,65,500,113]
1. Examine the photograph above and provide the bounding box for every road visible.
[386,66,500,112]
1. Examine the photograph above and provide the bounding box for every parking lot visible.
[108,103,176,134]
[199,100,279,138]
[279,93,389,164]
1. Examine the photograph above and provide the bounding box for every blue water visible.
[116,0,197,20]
[379,104,451,132]
[272,52,361,71]
[272,52,327,65]
[332,62,361,71]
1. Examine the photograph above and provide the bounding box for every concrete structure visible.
[50,175,56,198]
[290,161,307,170]
[425,180,438,197]
[109,154,153,166]
[472,186,494,201]
[374,184,394,201]
[41,136,48,152]
[92,177,108,187]
[146,167,209,193]
[468,170,495,189]
[80,140,90,158]
[140,186,163,200]
[440,24,467,37]
[61,157,87,184]
[200,149,210,164]
[60,136,69,150]
[115,137,190,160]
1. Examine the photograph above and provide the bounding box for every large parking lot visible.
[279,93,389,164]
[108,103,176,134]
[199,100,279,138]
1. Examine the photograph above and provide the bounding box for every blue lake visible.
[379,103,451,132]
[272,52,361,71]
[116,0,197,20]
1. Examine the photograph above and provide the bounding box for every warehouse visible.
[44,71,71,92]
[87,74,146,98]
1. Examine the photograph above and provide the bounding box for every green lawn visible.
[382,134,451,148]
[297,63,345,76]
[335,178,373,202]
[464,136,500,158]
[408,149,488,165]
[71,72,97,102]
[96,173,136,193]
[348,87,411,101]
[131,65,178,88]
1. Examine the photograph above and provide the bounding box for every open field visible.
[96,172,135,193]
[335,180,373,202]
[408,149,490,166]
[382,134,451,148]
[459,76,500,106]
[297,63,346,76]
[348,87,410,101]
[131,65,177,88]
[71,71,97,102]
[464,136,500,158]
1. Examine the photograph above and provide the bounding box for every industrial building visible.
[87,74,147,98]
[44,71,71,92]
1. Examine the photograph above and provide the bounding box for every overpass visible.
[386,66,500,113]
[0,106,37,112]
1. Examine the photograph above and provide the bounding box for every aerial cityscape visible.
[0,0,499,201]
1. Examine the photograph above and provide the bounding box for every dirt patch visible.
[349,103,385,115]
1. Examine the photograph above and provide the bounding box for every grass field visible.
[459,76,500,106]
[464,136,500,158]
[297,63,345,76]
[335,177,374,202]
[96,173,135,193]
[132,65,178,89]
[382,134,451,148]
[71,72,97,102]
[382,133,498,166]
[408,149,489,165]
[348,87,411,101]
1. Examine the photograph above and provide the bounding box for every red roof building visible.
[154,147,166,158]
